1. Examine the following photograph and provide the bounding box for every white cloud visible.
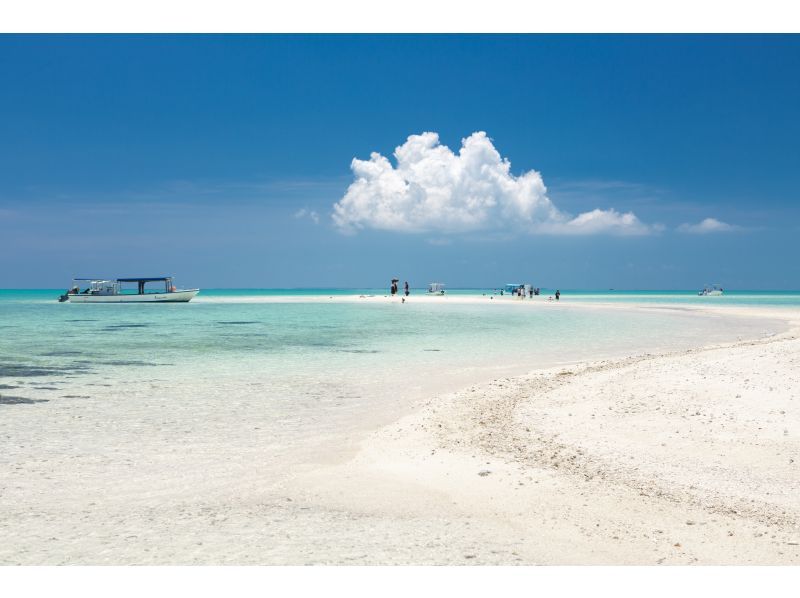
[539,208,656,236]
[294,208,320,224]
[677,217,740,234]
[332,131,656,236]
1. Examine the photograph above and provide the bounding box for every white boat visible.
[59,277,199,303]
[698,283,724,297]
[504,283,531,297]
[427,282,446,295]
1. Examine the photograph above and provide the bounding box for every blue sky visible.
[1,34,798,289]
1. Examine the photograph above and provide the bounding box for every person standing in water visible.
[404,281,409,296]
[390,280,398,296]
[555,289,561,301]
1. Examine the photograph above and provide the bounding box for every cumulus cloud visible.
[294,208,320,224]
[538,208,656,236]
[677,217,740,234]
[332,131,655,236]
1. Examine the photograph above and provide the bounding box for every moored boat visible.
[59,277,199,303]
[698,283,724,297]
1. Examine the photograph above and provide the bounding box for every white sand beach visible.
[295,305,800,564]
[1,299,799,565]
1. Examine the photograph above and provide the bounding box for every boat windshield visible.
[69,279,118,295]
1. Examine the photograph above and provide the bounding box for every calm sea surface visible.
[0,288,792,457]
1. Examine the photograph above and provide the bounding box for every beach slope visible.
[295,325,800,564]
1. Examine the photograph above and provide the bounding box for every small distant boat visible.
[504,283,531,297]
[698,283,723,297]
[58,277,199,303]
[428,282,446,295]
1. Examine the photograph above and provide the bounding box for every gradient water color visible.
[0,288,788,486]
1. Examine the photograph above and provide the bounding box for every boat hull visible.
[64,289,199,303]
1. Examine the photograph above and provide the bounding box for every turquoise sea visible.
[0,288,792,458]
[0,289,788,491]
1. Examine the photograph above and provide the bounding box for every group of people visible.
[519,286,541,298]
[390,279,410,297]
[499,286,560,300]
[388,280,560,301]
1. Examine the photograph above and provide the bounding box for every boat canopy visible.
[72,277,173,283]
[116,277,172,283]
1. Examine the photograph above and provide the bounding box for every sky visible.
[1,34,799,289]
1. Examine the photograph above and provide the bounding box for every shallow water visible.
[0,290,786,468]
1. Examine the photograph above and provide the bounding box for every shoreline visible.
[287,306,800,564]
[192,291,800,306]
